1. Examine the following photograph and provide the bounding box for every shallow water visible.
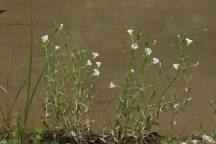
[1,0,216,134]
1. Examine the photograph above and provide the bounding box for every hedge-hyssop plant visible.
[41,22,101,143]
[112,30,195,143]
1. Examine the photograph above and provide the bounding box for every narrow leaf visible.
[24,56,53,125]
[0,85,8,93]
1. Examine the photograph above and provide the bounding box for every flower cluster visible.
[90,52,101,76]
[41,35,48,43]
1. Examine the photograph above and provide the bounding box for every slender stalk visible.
[6,55,12,125]
[24,0,33,126]
[20,0,34,143]
[8,81,26,121]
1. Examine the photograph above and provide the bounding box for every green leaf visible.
[24,56,53,126]
[136,31,142,42]
[150,91,156,101]
[180,33,187,43]
[0,85,8,93]
[145,37,149,47]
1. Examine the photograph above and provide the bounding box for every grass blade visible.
[24,56,53,125]
[24,0,33,127]
[8,80,26,118]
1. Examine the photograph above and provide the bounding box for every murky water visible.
[1,0,216,134]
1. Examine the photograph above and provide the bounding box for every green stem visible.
[24,0,33,126]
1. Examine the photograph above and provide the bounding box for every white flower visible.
[185,88,188,92]
[96,62,101,68]
[185,38,193,46]
[173,120,176,126]
[202,134,215,143]
[45,113,50,118]
[187,97,192,101]
[177,34,181,39]
[173,63,179,70]
[71,53,75,58]
[127,29,133,36]
[109,82,116,88]
[193,61,199,68]
[55,45,60,51]
[92,52,99,59]
[130,69,135,73]
[92,69,100,76]
[159,62,162,68]
[152,57,159,64]
[191,140,199,144]
[181,142,187,144]
[41,35,48,43]
[145,48,152,55]
[153,40,157,46]
[87,59,92,66]
[173,103,179,109]
[59,23,63,30]
[131,43,138,50]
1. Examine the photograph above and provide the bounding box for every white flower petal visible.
[92,69,100,76]
[193,61,199,67]
[173,120,176,126]
[41,35,48,43]
[159,62,162,68]
[59,23,63,30]
[185,38,193,46]
[87,59,92,66]
[55,45,60,51]
[45,113,50,118]
[202,134,215,143]
[109,82,116,88]
[173,103,179,109]
[191,140,199,144]
[127,29,133,36]
[145,48,152,55]
[177,34,181,39]
[130,69,135,73]
[131,43,138,50]
[187,97,192,101]
[173,63,179,70]
[71,53,75,58]
[96,62,101,68]
[153,40,157,46]
[153,57,159,64]
[92,52,99,59]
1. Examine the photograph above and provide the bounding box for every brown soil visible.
[28,131,208,144]
[36,131,164,144]
[0,128,209,144]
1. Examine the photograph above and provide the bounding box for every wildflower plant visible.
[114,30,195,142]
[42,22,101,142]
